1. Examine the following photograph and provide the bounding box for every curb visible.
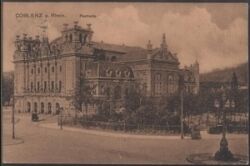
[39,123,189,140]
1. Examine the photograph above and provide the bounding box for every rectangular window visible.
[155,74,161,95]
[44,81,47,91]
[155,83,161,96]
[51,81,54,90]
[37,82,40,91]
[59,81,62,92]
[31,82,33,91]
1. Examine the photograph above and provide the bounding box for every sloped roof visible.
[91,41,148,61]
[50,37,63,46]
[91,41,127,53]
[49,38,179,63]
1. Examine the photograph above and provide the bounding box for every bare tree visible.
[72,72,95,120]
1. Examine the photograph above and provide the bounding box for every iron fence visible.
[58,115,189,134]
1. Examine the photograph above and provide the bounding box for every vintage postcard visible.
[2,1,249,165]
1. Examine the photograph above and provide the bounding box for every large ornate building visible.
[13,22,199,114]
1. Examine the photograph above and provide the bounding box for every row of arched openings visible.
[26,102,60,114]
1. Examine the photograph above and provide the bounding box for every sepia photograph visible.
[2,1,249,165]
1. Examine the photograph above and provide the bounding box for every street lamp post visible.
[179,74,185,140]
[60,107,63,130]
[12,97,15,139]
[180,89,184,139]
[214,91,235,161]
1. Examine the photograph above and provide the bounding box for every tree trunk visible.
[85,104,88,120]
[74,109,78,125]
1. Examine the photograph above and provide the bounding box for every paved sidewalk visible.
[3,112,248,164]
[39,122,248,140]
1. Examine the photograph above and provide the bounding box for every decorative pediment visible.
[151,49,178,63]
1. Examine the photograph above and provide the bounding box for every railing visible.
[58,115,188,134]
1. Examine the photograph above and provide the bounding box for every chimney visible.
[16,35,20,41]
[87,23,92,30]
[147,40,153,60]
[63,23,68,30]
[74,21,78,29]
[23,33,27,40]
[147,40,153,52]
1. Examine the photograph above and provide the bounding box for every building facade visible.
[13,22,199,114]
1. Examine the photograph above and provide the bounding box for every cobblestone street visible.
[2,110,249,164]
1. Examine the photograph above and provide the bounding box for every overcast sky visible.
[3,2,248,73]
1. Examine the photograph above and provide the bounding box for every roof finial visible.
[161,33,167,49]
[74,21,78,29]
[39,25,48,39]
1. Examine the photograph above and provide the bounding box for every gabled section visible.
[148,34,179,64]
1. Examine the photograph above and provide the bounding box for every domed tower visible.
[14,33,29,61]
[13,33,31,112]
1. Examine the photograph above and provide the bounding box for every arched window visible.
[37,82,40,91]
[27,102,31,112]
[69,34,72,42]
[38,68,40,74]
[111,56,117,62]
[114,86,121,99]
[168,75,173,82]
[56,103,60,115]
[125,88,129,97]
[84,34,87,43]
[155,73,161,95]
[168,75,174,94]
[156,73,161,81]
[106,87,110,99]
[44,81,47,91]
[45,67,47,73]
[59,81,62,92]
[51,81,54,90]
[34,102,38,113]
[79,33,82,43]
[48,103,52,114]
[41,102,44,113]
[51,66,54,73]
[100,85,105,95]
[31,82,33,91]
